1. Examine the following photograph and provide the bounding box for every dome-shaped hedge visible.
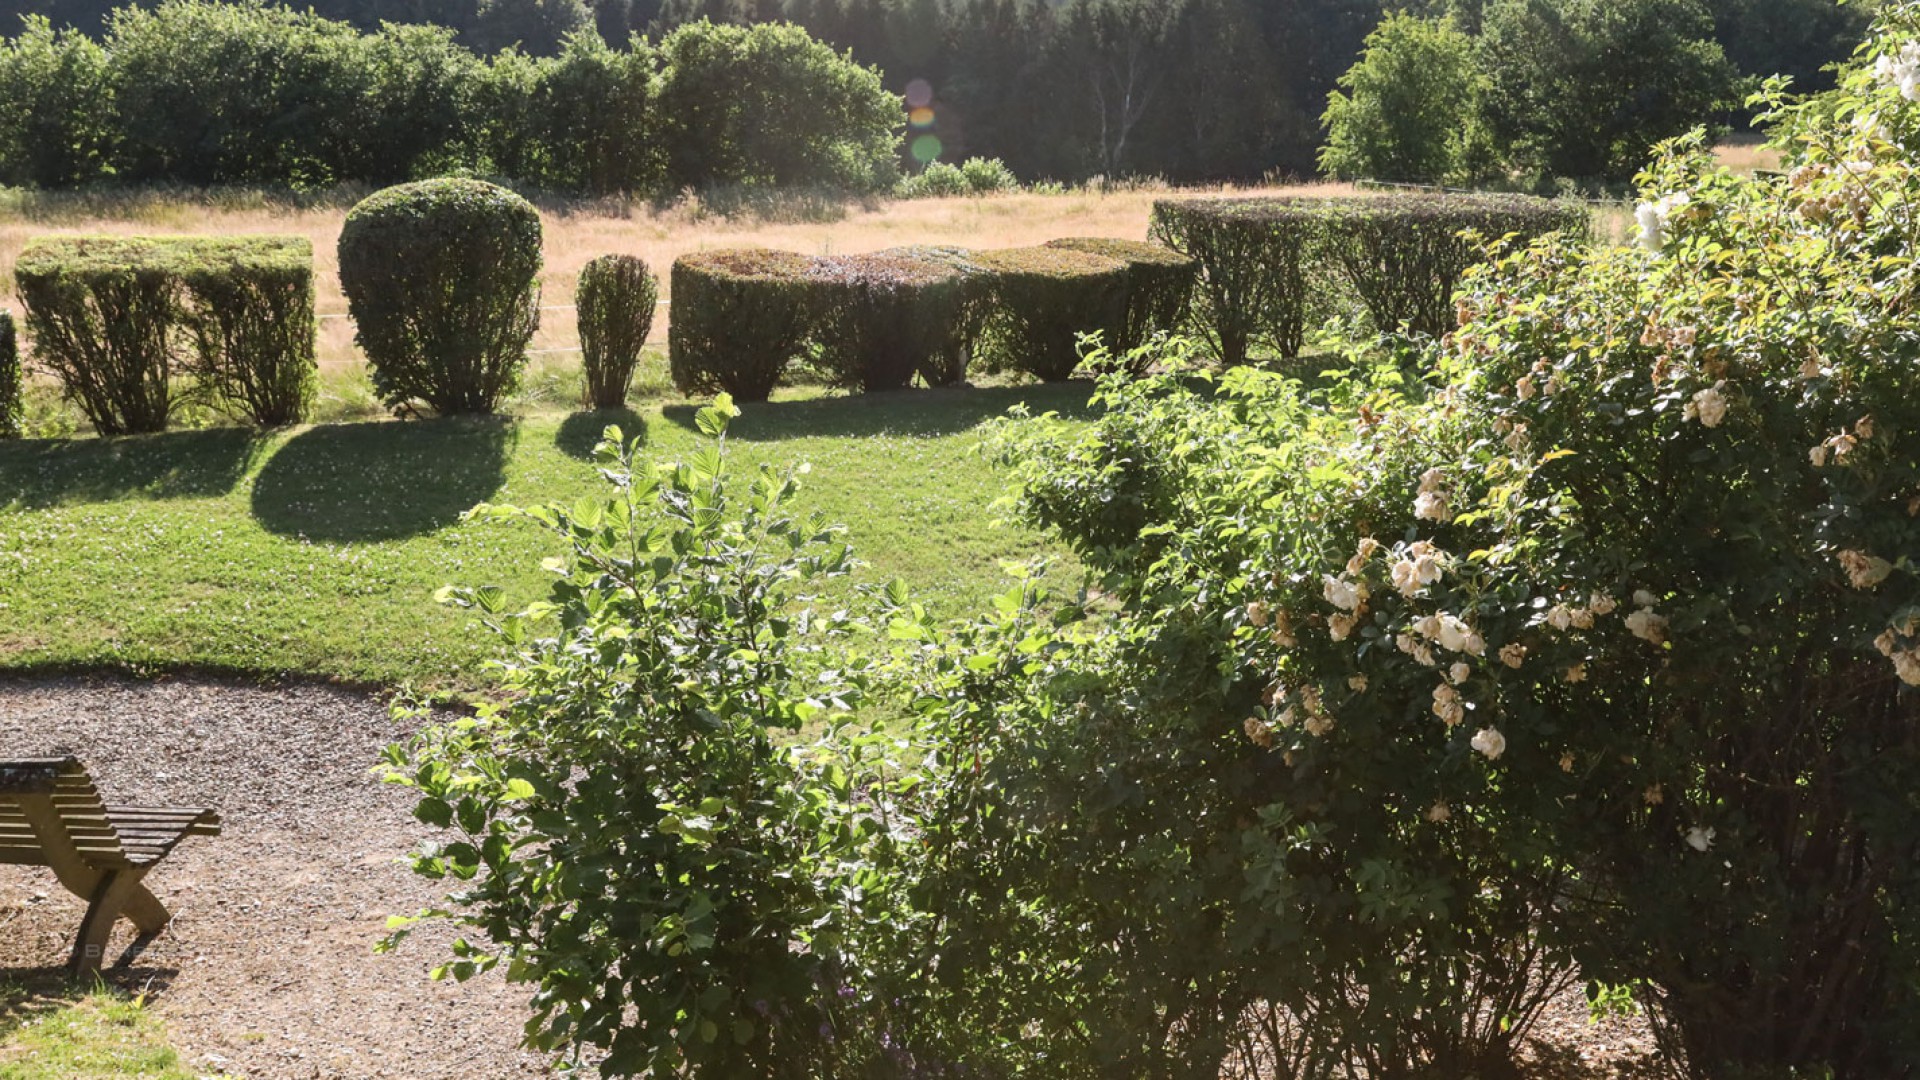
[338,178,543,416]
[970,246,1129,382]
[669,249,816,402]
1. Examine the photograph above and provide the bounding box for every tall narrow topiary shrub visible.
[576,254,657,410]
[179,238,317,427]
[14,238,182,435]
[337,178,543,416]
[0,311,20,438]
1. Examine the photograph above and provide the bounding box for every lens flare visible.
[911,135,944,164]
[909,107,936,129]
[905,78,934,109]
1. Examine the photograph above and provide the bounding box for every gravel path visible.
[0,675,554,1080]
[0,674,1670,1079]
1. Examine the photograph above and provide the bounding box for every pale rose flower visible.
[1875,629,1900,657]
[1435,615,1472,654]
[1644,784,1665,806]
[1895,651,1920,686]
[1470,726,1507,760]
[1547,605,1575,631]
[1564,662,1588,683]
[1432,683,1465,727]
[1625,608,1670,645]
[1810,444,1831,468]
[1493,416,1513,435]
[1304,713,1335,738]
[1391,559,1421,597]
[1632,589,1659,608]
[1857,415,1875,440]
[1504,422,1529,452]
[1414,644,1438,667]
[1323,576,1367,612]
[1559,750,1576,773]
[1449,661,1472,685]
[1396,633,1419,655]
[1414,554,1443,586]
[1464,632,1487,657]
[1685,826,1717,852]
[1828,431,1858,460]
[1516,374,1538,401]
[1243,716,1274,749]
[1346,537,1382,575]
[1246,601,1270,627]
[1692,383,1728,428]
[1588,593,1618,616]
[1634,201,1666,252]
[1298,685,1323,715]
[1799,356,1823,380]
[1870,42,1920,100]
[1545,374,1566,395]
[1414,490,1450,523]
[1419,467,1446,492]
[1570,607,1596,630]
[1426,800,1451,823]
[1329,613,1358,641]
[1271,615,1298,648]
[1837,550,1893,590]
[1499,643,1527,669]
[1276,706,1296,729]
[1348,673,1369,692]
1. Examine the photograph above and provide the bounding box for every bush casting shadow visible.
[661,382,1098,442]
[0,428,265,511]
[556,407,648,460]
[251,417,515,542]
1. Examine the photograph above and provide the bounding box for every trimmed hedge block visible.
[578,255,659,410]
[0,311,19,438]
[338,179,543,416]
[804,252,986,392]
[669,249,817,402]
[1044,237,1197,372]
[971,246,1129,382]
[13,235,315,434]
[1151,199,1320,363]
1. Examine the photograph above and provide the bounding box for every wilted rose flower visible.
[1348,673,1369,692]
[1435,614,1473,653]
[1691,383,1729,428]
[1837,549,1893,589]
[1391,559,1421,597]
[1500,643,1527,669]
[1432,683,1465,727]
[1547,605,1575,631]
[1329,613,1358,641]
[1323,575,1367,611]
[1516,374,1538,401]
[1644,784,1665,806]
[1346,537,1382,574]
[1414,490,1450,522]
[1426,800,1451,823]
[1449,661,1472,685]
[1625,607,1670,645]
[1564,662,1588,683]
[1559,750,1576,773]
[1632,589,1659,608]
[1304,713,1335,737]
[1246,601,1270,627]
[1470,726,1507,760]
[1570,607,1596,630]
[1588,593,1618,616]
[1270,610,1298,647]
[1685,826,1717,852]
[1243,716,1274,748]
[1810,443,1831,467]
[1799,355,1823,379]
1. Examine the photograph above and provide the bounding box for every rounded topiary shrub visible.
[971,246,1129,382]
[577,254,658,410]
[669,249,816,402]
[337,178,543,416]
[804,252,984,392]
[0,311,19,439]
[1044,237,1197,372]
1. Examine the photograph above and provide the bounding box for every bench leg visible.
[70,867,153,973]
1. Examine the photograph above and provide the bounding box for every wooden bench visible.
[0,757,221,972]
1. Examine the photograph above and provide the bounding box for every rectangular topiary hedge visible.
[14,236,316,433]
[0,311,19,439]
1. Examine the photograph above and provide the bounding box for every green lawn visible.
[0,384,1090,691]
[0,983,203,1080]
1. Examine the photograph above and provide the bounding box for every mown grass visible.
[0,982,204,1080]
[0,384,1090,692]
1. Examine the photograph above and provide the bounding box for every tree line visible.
[0,0,1872,192]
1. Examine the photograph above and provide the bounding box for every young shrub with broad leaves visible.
[668,249,816,402]
[971,246,1129,381]
[337,178,543,416]
[802,252,984,392]
[576,254,657,410]
[0,311,19,439]
[1043,236,1197,372]
[384,402,918,1078]
[990,13,1920,1073]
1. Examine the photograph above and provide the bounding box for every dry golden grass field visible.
[0,182,1354,378]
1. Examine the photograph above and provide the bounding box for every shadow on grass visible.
[250,417,516,542]
[556,408,649,460]
[661,382,1099,442]
[0,428,267,511]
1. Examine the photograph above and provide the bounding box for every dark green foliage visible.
[971,246,1129,382]
[1151,198,1318,362]
[0,16,117,188]
[178,239,316,427]
[522,31,658,194]
[576,254,657,410]
[0,312,19,439]
[654,20,902,195]
[802,252,982,392]
[1043,236,1196,370]
[464,0,591,56]
[669,249,817,402]
[1319,12,1492,185]
[337,178,543,416]
[13,235,317,433]
[15,238,183,435]
[1312,193,1589,337]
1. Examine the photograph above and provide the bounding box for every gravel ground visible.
[0,675,554,1080]
[0,674,1672,1079]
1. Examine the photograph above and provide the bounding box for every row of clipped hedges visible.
[670,239,1198,401]
[12,236,315,434]
[1151,193,1590,362]
[0,311,18,438]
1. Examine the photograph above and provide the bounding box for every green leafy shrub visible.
[178,238,316,427]
[959,156,1020,194]
[386,406,916,1077]
[668,249,816,402]
[1319,12,1493,185]
[15,237,184,435]
[1151,198,1318,362]
[576,254,658,411]
[0,16,117,188]
[0,311,19,439]
[873,245,997,386]
[893,161,970,199]
[971,246,1129,381]
[14,235,318,433]
[802,252,983,392]
[338,178,543,416]
[1044,236,1197,371]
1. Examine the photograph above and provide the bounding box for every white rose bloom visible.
[1516,374,1538,401]
[1414,644,1438,667]
[1414,554,1443,586]
[1246,601,1270,627]
[1570,607,1596,630]
[1625,607,1670,645]
[1414,614,1441,640]
[1396,633,1419,655]
[1414,490,1450,523]
[1810,444,1831,467]
[1470,726,1507,760]
[1449,661,1472,685]
[1432,683,1465,727]
[1692,383,1729,428]
[1435,615,1472,653]
[1499,642,1526,669]
[1547,605,1574,631]
[1635,201,1665,252]
[1685,826,1717,853]
[1323,576,1366,612]
[1632,589,1659,608]
[1348,673,1369,692]
[1329,613,1358,641]
[1588,593,1618,616]
[1464,632,1487,657]
[1304,713,1335,737]
[1391,559,1421,597]
[1346,537,1382,575]
[1419,467,1447,492]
